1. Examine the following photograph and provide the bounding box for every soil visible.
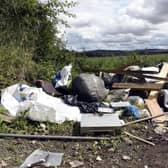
[0,122,168,168]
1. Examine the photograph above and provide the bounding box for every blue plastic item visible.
[52,71,61,87]
[127,105,141,118]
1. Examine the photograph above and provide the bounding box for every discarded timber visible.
[112,83,163,91]
[117,71,168,81]
[123,113,165,127]
[145,99,167,123]
[124,131,155,146]
[0,133,112,141]
[149,62,168,98]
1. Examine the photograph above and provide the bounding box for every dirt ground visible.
[0,122,168,168]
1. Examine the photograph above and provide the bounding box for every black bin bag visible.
[72,73,109,102]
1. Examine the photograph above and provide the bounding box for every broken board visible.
[145,99,166,123]
[80,114,123,134]
[112,83,163,91]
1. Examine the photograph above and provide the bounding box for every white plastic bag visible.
[1,84,81,123]
[53,64,72,88]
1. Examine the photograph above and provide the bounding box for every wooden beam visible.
[123,113,165,127]
[124,131,155,146]
[145,99,167,123]
[112,83,163,90]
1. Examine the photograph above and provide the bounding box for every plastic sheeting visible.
[1,84,81,123]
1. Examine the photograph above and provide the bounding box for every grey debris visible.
[69,160,84,168]
[19,149,64,168]
[122,155,131,161]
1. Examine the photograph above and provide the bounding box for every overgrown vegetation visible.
[78,54,168,71]
[0,0,77,88]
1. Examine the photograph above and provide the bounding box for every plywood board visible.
[145,99,166,123]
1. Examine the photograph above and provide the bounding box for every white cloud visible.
[63,0,168,50]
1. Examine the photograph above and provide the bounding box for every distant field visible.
[79,54,168,70]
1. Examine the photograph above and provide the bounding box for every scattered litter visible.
[69,160,84,168]
[19,149,64,168]
[154,126,167,135]
[122,137,133,145]
[122,155,131,161]
[96,156,102,161]
[0,160,7,167]
[40,123,46,131]
[144,165,148,168]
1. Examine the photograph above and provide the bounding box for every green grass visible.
[78,54,168,71]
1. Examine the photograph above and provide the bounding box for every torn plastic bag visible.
[72,73,109,102]
[52,64,72,88]
[64,95,110,113]
[1,84,81,123]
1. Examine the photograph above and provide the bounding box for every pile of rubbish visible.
[1,62,168,167]
[0,62,168,133]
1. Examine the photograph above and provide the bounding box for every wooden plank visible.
[124,131,155,146]
[123,113,165,127]
[112,83,163,90]
[119,71,168,81]
[149,62,168,98]
[145,99,166,123]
